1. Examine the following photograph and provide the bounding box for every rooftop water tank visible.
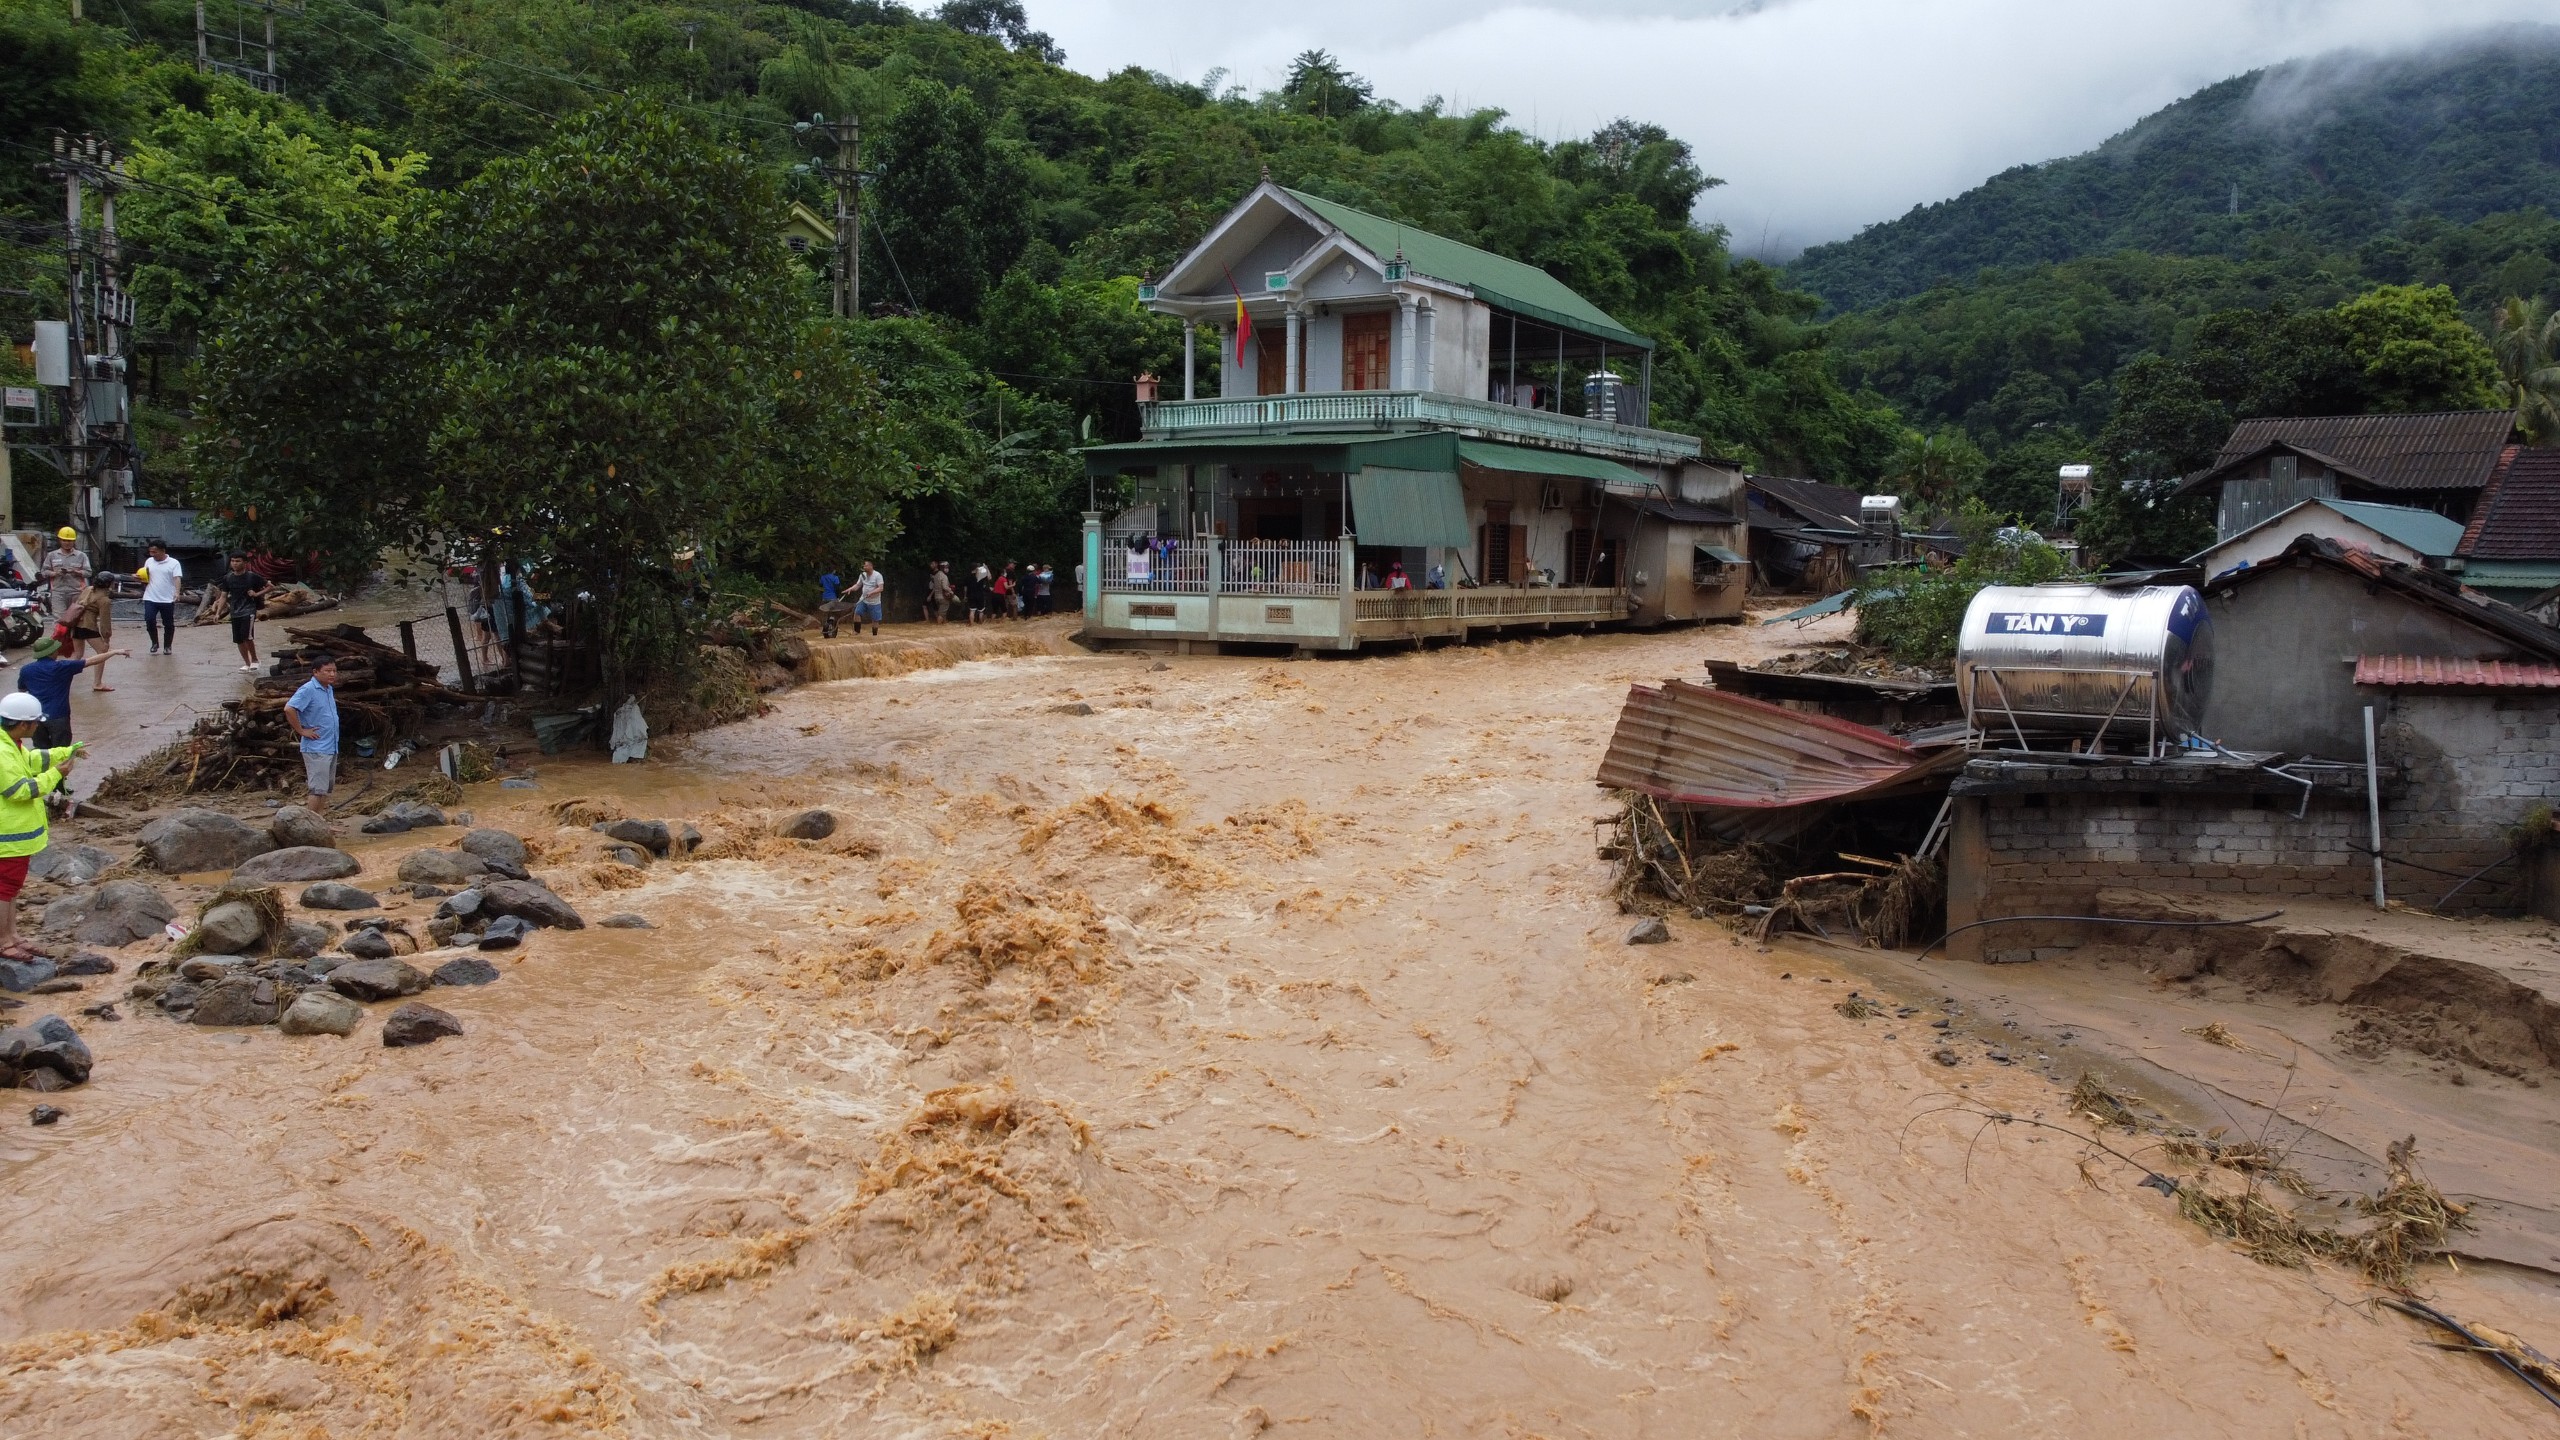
[1955,583,2213,748]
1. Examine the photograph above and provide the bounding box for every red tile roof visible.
[2354,655,2560,689]
[2457,445,2560,560]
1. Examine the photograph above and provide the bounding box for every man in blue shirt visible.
[16,635,125,749]
[286,656,341,807]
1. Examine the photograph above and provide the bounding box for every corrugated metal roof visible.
[2458,446,2560,561]
[1747,474,1865,531]
[1457,439,1649,486]
[2354,655,2560,689]
[1283,188,1650,350]
[2322,499,2469,556]
[1596,681,1965,814]
[2214,411,2515,493]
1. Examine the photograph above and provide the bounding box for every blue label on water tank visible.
[1987,611,2107,637]
[2165,589,2203,641]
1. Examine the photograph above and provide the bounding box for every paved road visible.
[22,607,259,801]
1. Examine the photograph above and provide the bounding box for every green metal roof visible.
[1283,188,1651,351]
[1457,439,1650,487]
[2325,499,2468,557]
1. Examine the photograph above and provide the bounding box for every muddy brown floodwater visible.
[6,617,2560,1437]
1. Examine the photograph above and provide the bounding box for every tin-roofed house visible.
[2175,410,2517,542]
[1080,181,1742,652]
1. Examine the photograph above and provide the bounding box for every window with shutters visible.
[1342,310,1391,391]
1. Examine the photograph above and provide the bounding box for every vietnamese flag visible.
[1223,265,1253,366]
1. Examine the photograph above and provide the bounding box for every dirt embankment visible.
[6,617,2560,1437]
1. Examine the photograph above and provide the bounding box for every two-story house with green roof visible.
[1079,181,1745,653]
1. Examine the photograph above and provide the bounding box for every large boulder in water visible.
[268,805,335,851]
[327,956,428,1002]
[299,882,376,912]
[279,989,363,1036]
[193,900,268,957]
[382,1002,462,1047]
[396,849,487,886]
[591,819,671,855]
[29,842,118,887]
[41,879,176,946]
[137,809,274,874]
[457,828,529,868]
[233,846,360,884]
[478,879,584,931]
[0,1015,92,1087]
[190,975,282,1027]
[778,809,836,841]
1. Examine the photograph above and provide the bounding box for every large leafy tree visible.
[865,77,1028,320]
[2332,283,2506,412]
[2492,296,2560,443]
[195,99,906,684]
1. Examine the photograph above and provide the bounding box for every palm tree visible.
[2491,296,2560,445]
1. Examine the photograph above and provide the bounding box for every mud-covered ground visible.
[6,618,2559,1437]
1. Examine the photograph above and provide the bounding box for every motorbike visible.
[0,588,45,650]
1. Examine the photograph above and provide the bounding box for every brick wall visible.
[1978,793,2372,903]
[1965,691,2560,913]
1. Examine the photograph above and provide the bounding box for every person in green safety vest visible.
[0,691,80,963]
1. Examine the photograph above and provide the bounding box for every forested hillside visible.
[1791,30,2560,313]
[0,0,1897,605]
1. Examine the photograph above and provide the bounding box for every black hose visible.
[2431,851,2523,913]
[1913,910,2286,963]
[2343,841,2515,885]
[2381,1297,2560,1415]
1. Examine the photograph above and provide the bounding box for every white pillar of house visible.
[1397,292,1418,390]
[1182,321,1196,401]
[1285,304,1303,394]
[1419,300,1437,394]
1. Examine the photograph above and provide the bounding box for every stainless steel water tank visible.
[1955,584,2213,745]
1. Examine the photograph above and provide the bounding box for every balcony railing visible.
[1140,390,1702,466]
[1220,540,1344,596]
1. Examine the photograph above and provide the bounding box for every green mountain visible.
[1790,28,2560,314]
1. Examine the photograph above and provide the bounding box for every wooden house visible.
[2174,410,2516,542]
[1080,182,1743,653]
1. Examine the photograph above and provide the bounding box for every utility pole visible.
[794,113,862,318]
[42,135,131,558]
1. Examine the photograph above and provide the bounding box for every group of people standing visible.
[820,560,1062,633]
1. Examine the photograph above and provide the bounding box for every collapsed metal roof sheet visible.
[1596,680,1967,821]
[2353,655,2560,689]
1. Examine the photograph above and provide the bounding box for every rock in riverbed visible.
[381,1002,462,1047]
[779,809,836,841]
[300,882,377,911]
[279,989,363,1036]
[397,849,487,886]
[190,975,282,1027]
[268,805,335,850]
[592,819,671,855]
[233,846,361,883]
[137,809,274,874]
[194,900,268,956]
[327,957,428,1001]
[598,912,653,929]
[478,880,584,931]
[1625,917,1670,945]
[457,828,529,868]
[431,955,500,986]
[0,1015,92,1087]
[42,879,176,946]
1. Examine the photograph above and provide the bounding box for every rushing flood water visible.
[5,618,2559,1436]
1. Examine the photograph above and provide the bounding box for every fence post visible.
[1205,536,1223,647]
[398,619,418,664]
[1337,531,1358,651]
[445,605,475,694]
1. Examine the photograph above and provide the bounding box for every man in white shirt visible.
[137,541,183,656]
[854,562,885,636]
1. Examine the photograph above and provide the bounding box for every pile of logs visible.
[148,625,464,793]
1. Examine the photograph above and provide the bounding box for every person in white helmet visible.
[0,691,77,963]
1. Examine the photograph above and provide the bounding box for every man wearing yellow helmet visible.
[38,528,87,623]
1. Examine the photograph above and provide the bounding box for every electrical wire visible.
[1913,910,2287,963]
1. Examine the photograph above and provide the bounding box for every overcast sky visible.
[1025,0,2558,259]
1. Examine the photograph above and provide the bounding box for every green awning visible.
[1084,432,1457,478]
[1457,439,1652,488]
[1697,544,1748,565]
[1350,467,1469,549]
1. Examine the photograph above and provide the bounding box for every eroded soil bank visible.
[5,618,2559,1437]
